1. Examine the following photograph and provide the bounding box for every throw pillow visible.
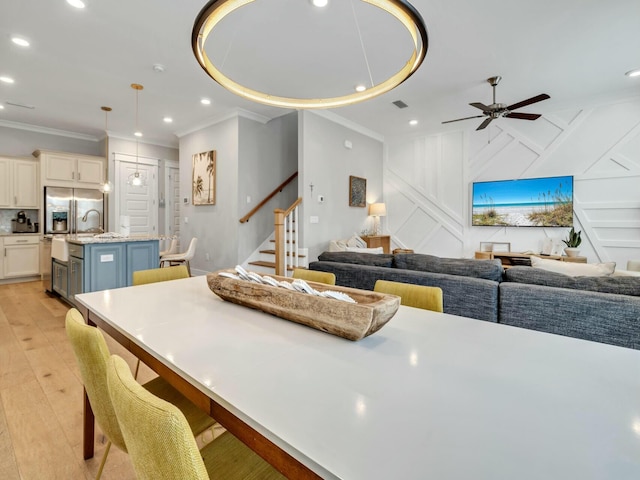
[346,234,367,249]
[329,240,348,252]
[612,269,640,277]
[345,246,384,254]
[530,256,615,277]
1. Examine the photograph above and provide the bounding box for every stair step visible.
[248,260,294,271]
[259,249,306,258]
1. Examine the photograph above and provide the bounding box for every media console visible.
[475,251,587,268]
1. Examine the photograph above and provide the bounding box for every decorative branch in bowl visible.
[562,227,582,257]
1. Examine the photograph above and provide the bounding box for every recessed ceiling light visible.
[355,85,366,92]
[163,117,173,123]
[626,69,640,78]
[11,37,30,47]
[201,98,211,105]
[0,105,4,110]
[0,76,15,84]
[312,0,328,6]
[134,131,143,137]
[409,119,418,126]
[67,0,86,8]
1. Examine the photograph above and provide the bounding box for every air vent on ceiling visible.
[6,101,35,109]
[392,100,408,109]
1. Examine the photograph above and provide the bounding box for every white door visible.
[116,160,158,236]
[165,165,181,248]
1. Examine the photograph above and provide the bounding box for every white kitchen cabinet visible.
[3,236,39,278]
[34,149,104,188]
[0,157,39,208]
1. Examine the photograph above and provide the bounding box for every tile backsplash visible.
[0,209,39,234]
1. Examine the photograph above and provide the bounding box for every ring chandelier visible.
[192,0,428,109]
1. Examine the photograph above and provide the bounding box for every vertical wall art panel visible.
[192,150,216,206]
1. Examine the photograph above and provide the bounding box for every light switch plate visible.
[310,216,319,224]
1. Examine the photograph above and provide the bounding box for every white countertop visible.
[75,275,640,480]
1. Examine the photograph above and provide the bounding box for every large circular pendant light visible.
[191,0,428,109]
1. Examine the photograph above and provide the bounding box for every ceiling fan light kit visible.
[191,0,428,109]
[443,76,550,130]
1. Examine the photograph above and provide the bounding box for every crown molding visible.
[174,108,272,138]
[0,119,99,142]
[308,110,385,142]
[107,132,177,149]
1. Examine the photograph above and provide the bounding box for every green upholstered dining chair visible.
[106,354,284,480]
[132,265,189,285]
[292,268,336,285]
[65,308,215,480]
[374,279,444,313]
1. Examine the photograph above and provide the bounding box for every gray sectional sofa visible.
[309,252,640,350]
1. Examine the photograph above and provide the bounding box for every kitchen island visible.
[51,235,159,304]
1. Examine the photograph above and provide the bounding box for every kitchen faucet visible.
[81,209,103,233]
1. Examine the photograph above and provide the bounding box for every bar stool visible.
[160,238,198,275]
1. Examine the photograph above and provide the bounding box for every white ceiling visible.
[1,0,639,148]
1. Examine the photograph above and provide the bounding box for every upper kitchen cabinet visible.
[33,150,104,189]
[0,157,39,209]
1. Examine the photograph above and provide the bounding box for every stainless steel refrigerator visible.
[44,187,104,235]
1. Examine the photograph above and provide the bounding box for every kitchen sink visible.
[51,237,69,262]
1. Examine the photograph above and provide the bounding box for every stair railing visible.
[274,197,302,276]
[239,171,298,224]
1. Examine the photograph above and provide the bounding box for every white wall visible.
[237,113,298,261]
[0,125,101,157]
[179,117,240,273]
[299,111,384,261]
[385,95,640,267]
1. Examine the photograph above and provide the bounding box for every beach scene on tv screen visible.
[472,176,573,227]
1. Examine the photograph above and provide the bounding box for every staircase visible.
[247,198,305,276]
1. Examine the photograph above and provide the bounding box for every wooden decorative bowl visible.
[206,269,400,341]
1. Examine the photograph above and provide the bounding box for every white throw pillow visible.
[530,256,615,277]
[346,234,367,249]
[612,269,640,277]
[345,246,384,254]
[329,240,348,252]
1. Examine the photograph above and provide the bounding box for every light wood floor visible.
[0,280,162,479]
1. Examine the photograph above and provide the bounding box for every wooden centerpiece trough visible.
[206,269,400,341]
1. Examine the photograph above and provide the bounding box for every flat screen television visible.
[472,175,573,227]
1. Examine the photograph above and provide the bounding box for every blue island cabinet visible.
[77,240,159,293]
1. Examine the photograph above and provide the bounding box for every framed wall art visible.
[192,150,216,206]
[349,175,366,207]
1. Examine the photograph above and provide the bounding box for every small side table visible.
[361,235,391,254]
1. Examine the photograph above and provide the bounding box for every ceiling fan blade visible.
[476,117,493,130]
[469,102,491,112]
[506,93,550,111]
[505,112,541,121]
[442,115,485,124]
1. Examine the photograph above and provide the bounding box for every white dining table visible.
[75,275,640,479]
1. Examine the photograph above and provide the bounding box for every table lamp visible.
[368,203,387,235]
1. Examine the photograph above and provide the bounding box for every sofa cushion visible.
[504,266,640,297]
[393,253,503,282]
[310,261,499,322]
[530,256,615,276]
[317,251,394,267]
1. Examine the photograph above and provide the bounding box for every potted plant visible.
[562,227,582,257]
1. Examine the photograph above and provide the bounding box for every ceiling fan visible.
[442,76,550,130]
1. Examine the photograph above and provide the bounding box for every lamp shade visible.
[369,203,387,217]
